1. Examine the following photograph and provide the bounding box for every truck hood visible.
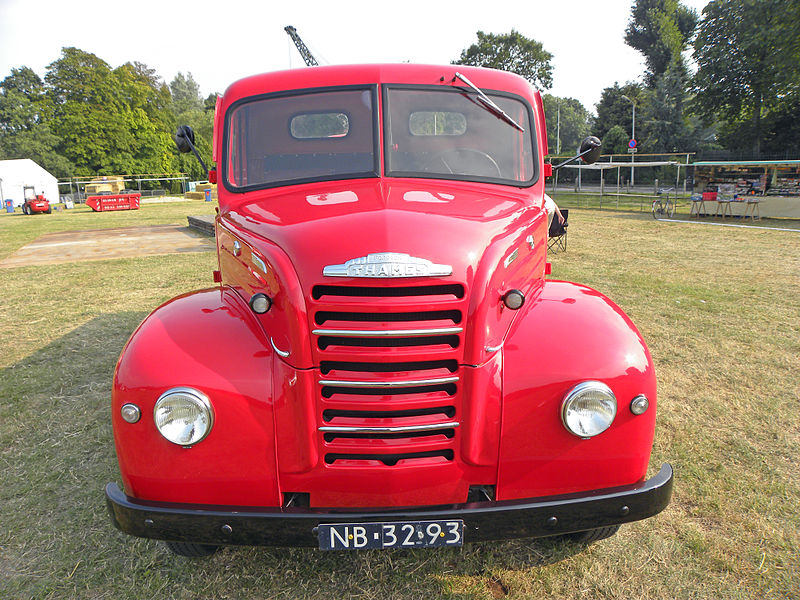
[222,178,545,289]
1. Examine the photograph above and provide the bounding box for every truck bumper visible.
[106,463,673,547]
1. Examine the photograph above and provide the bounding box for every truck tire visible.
[560,525,620,544]
[164,541,219,557]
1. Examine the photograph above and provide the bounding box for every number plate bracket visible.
[318,519,464,550]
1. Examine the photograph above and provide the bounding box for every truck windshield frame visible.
[222,85,380,193]
[382,84,538,187]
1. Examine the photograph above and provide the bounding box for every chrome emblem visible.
[323,252,453,278]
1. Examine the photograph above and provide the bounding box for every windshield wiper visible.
[453,72,525,133]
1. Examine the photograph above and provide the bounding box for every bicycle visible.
[652,187,676,219]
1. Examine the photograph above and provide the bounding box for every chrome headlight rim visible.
[153,387,214,446]
[561,380,617,439]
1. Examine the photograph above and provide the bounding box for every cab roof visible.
[222,64,537,103]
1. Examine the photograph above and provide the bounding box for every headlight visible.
[154,387,214,446]
[561,381,617,438]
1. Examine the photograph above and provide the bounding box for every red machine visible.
[86,193,140,212]
[106,64,672,556]
[21,185,51,214]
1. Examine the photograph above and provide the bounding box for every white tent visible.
[0,159,59,208]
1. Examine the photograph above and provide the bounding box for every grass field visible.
[1,201,798,599]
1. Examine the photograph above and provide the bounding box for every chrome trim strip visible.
[312,327,462,337]
[319,422,460,434]
[504,248,519,268]
[319,376,459,388]
[485,341,504,353]
[270,337,290,358]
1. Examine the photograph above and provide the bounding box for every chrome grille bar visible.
[319,422,460,434]
[319,376,459,388]
[312,327,462,337]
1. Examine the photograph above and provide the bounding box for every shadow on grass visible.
[0,312,586,599]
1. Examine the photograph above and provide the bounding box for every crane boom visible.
[284,25,319,67]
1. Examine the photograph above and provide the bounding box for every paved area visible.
[0,225,216,268]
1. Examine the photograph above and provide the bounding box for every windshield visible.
[223,84,536,192]
[224,87,378,190]
[384,86,535,185]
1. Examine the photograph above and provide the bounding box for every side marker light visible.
[502,289,525,310]
[250,293,272,314]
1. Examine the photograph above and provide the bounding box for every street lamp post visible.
[621,94,636,188]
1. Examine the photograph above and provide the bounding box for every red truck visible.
[106,64,672,557]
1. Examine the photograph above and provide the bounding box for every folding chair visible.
[548,208,568,253]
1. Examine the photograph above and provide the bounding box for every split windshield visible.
[224,85,535,191]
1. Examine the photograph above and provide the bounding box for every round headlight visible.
[154,388,214,446]
[561,381,617,438]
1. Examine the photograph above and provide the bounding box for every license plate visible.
[318,519,464,550]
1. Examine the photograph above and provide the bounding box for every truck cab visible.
[106,64,672,556]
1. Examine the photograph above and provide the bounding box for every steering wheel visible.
[436,148,502,178]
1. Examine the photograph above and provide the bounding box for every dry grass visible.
[0,203,798,599]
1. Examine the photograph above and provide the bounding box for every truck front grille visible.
[310,283,466,467]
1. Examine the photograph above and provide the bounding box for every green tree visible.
[541,95,592,155]
[169,72,212,180]
[602,125,630,155]
[692,0,800,154]
[169,72,203,115]
[454,30,553,89]
[641,62,696,153]
[45,47,130,174]
[625,0,698,85]
[0,67,74,177]
[592,82,644,142]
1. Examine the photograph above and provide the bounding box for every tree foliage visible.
[692,0,800,154]
[592,82,644,142]
[0,47,216,181]
[641,62,695,153]
[0,67,73,176]
[602,125,630,155]
[625,0,698,85]
[454,30,553,89]
[541,95,592,155]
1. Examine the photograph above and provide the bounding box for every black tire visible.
[560,525,620,544]
[666,200,675,218]
[651,201,660,219]
[22,204,28,215]
[164,541,219,557]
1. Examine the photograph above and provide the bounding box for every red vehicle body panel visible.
[86,193,141,212]
[24,194,50,214]
[109,64,670,546]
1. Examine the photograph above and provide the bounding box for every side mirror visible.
[175,125,196,154]
[551,136,603,172]
[579,136,602,165]
[174,125,208,176]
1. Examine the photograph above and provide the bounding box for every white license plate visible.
[318,519,464,550]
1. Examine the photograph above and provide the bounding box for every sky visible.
[0,0,710,113]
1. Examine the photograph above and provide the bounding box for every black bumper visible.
[106,463,673,547]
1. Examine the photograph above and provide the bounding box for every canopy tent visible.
[0,159,59,207]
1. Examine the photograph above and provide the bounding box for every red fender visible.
[497,280,657,500]
[112,287,280,506]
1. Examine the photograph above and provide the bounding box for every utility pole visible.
[621,94,636,188]
[556,101,561,156]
